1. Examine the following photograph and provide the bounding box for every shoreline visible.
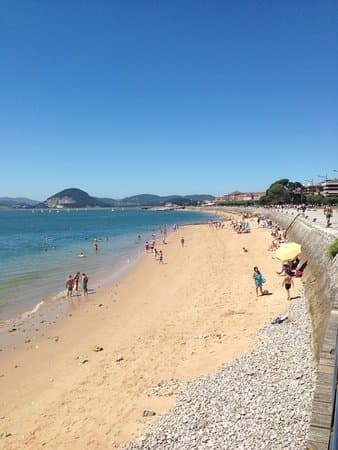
[0,210,219,356]
[0,222,187,358]
[0,218,305,449]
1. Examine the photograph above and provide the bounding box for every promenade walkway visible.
[272,208,338,237]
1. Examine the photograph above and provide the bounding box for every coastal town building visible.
[320,179,338,197]
[222,191,264,202]
[303,183,322,196]
[303,179,338,198]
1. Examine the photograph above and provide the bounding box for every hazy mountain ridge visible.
[1,189,215,208]
[34,189,215,208]
[0,197,40,207]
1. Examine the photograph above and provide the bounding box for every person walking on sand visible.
[180,237,185,247]
[253,266,265,297]
[282,273,294,301]
[66,275,74,298]
[82,273,88,296]
[159,250,164,264]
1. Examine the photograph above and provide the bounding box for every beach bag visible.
[261,276,266,283]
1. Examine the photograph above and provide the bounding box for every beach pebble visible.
[143,410,156,417]
[93,346,104,352]
[122,295,316,450]
[116,355,124,362]
[54,336,59,343]
[81,359,89,364]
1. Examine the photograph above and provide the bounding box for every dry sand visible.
[0,217,303,449]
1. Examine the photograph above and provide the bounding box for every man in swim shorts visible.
[66,275,74,298]
[282,274,294,301]
[82,273,88,296]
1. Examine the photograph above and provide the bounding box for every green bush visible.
[327,239,338,259]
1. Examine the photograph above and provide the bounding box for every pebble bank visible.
[123,295,316,450]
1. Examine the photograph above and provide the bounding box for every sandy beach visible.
[0,217,303,449]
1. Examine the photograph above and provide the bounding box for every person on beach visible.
[159,250,164,264]
[282,273,294,300]
[253,266,265,297]
[66,275,74,298]
[82,273,88,296]
[73,271,80,293]
[181,237,185,247]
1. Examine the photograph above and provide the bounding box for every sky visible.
[0,0,337,200]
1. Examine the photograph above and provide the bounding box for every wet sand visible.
[0,218,303,449]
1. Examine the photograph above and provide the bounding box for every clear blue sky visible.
[1,1,337,200]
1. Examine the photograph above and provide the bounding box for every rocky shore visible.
[123,295,316,450]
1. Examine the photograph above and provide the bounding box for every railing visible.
[329,331,338,449]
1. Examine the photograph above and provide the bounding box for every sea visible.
[0,208,216,322]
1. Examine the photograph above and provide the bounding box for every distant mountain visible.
[101,194,215,207]
[35,188,215,208]
[37,188,109,209]
[0,197,40,207]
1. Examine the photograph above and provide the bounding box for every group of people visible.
[268,225,287,251]
[253,263,296,301]
[253,212,306,300]
[66,272,89,298]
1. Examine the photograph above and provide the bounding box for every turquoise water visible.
[0,208,215,320]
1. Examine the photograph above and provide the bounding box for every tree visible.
[259,178,305,205]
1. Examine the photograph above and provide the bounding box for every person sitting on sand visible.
[253,266,265,297]
[282,273,294,300]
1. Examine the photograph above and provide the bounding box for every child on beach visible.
[66,275,74,298]
[159,250,164,264]
[282,273,294,300]
[253,266,265,297]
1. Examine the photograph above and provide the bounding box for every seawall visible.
[217,206,338,449]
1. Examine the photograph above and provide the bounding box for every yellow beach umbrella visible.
[275,242,302,261]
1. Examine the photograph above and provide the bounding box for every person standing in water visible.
[73,271,80,293]
[82,273,88,296]
[66,275,74,298]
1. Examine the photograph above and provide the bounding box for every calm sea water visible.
[0,208,215,321]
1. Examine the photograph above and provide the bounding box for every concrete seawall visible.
[261,211,338,360]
